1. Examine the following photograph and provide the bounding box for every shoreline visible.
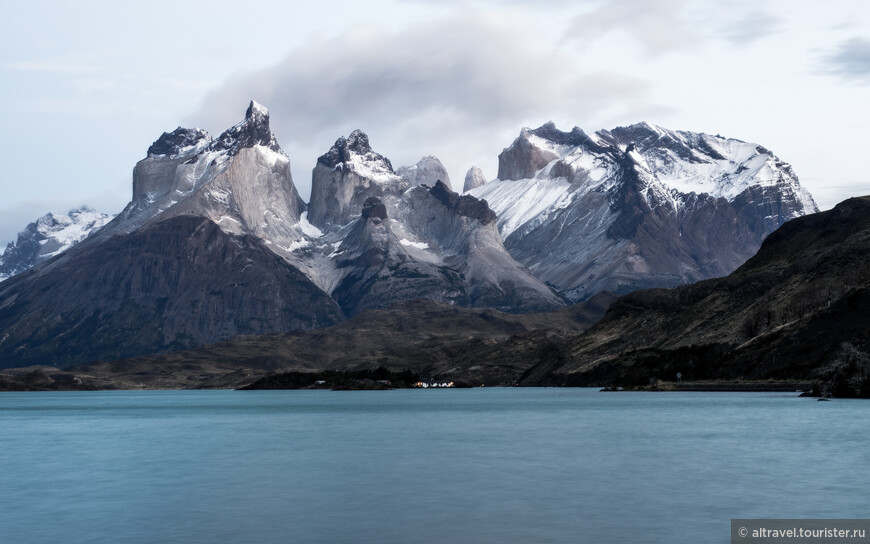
[601,381,815,393]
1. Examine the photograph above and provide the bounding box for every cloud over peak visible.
[189,11,656,198]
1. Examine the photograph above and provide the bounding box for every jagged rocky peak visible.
[211,100,281,155]
[330,180,564,316]
[144,101,280,161]
[497,122,594,181]
[463,166,488,192]
[429,180,497,225]
[361,197,388,221]
[317,129,395,174]
[397,156,452,190]
[529,122,591,147]
[308,130,409,230]
[147,127,212,158]
[113,99,305,248]
[597,122,727,162]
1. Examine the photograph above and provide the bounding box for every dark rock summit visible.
[145,101,278,161]
[317,129,393,171]
[429,181,497,225]
[147,127,211,158]
[211,100,281,155]
[360,197,388,221]
[530,122,594,148]
[308,130,407,229]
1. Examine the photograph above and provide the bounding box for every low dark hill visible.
[529,196,870,396]
[52,293,615,389]
[0,216,343,369]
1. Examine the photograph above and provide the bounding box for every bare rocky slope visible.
[0,293,615,390]
[0,216,342,369]
[516,196,870,397]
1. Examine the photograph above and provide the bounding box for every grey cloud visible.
[719,10,782,45]
[564,1,786,53]
[189,12,658,199]
[823,37,870,82]
[564,0,696,55]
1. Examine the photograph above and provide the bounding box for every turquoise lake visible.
[0,388,866,543]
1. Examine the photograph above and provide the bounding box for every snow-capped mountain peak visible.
[147,127,212,159]
[309,130,409,229]
[317,129,398,183]
[0,206,114,282]
[94,101,304,251]
[596,122,817,211]
[471,121,819,301]
[211,100,282,156]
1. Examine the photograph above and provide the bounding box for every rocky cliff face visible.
[99,100,306,251]
[327,181,563,316]
[470,122,818,301]
[302,131,564,315]
[0,207,113,282]
[307,130,409,230]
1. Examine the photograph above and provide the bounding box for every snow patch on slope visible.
[298,212,323,238]
[343,152,402,184]
[470,176,574,238]
[399,238,430,250]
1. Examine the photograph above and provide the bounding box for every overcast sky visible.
[2,0,869,246]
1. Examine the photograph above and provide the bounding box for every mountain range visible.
[6,196,867,393]
[0,102,819,369]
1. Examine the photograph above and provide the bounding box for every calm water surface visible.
[0,388,867,544]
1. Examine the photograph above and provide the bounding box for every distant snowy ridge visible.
[470,121,818,301]
[601,122,816,210]
[479,122,817,237]
[0,207,114,282]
